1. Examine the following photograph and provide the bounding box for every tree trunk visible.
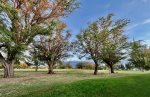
[109,65,114,73]
[0,54,14,78]
[35,65,38,72]
[48,65,54,74]
[47,62,54,74]
[93,60,99,75]
[3,63,14,78]
[35,61,39,72]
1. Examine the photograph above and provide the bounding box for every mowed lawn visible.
[0,69,150,97]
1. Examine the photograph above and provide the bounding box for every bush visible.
[19,63,29,69]
[76,62,94,70]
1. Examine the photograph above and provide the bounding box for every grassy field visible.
[0,69,150,97]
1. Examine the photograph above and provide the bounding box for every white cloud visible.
[127,18,150,31]
[142,18,150,24]
[126,24,139,31]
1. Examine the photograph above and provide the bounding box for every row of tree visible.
[74,14,150,74]
[0,0,150,78]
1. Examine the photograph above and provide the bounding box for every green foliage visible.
[129,40,150,70]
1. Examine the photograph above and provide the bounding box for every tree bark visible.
[35,65,38,72]
[0,54,14,78]
[109,65,114,73]
[47,61,54,74]
[3,62,14,78]
[93,60,99,75]
[34,61,39,72]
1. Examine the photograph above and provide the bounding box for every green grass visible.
[0,69,150,97]
[18,74,150,97]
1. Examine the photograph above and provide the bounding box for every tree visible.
[0,0,79,78]
[31,22,72,74]
[74,14,129,74]
[98,15,129,73]
[129,40,150,71]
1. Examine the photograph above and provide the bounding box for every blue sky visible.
[64,0,150,61]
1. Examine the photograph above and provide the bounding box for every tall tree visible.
[0,0,79,78]
[74,14,129,74]
[98,15,129,73]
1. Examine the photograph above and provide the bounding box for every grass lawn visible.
[0,69,150,97]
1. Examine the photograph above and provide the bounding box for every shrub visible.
[19,63,29,69]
